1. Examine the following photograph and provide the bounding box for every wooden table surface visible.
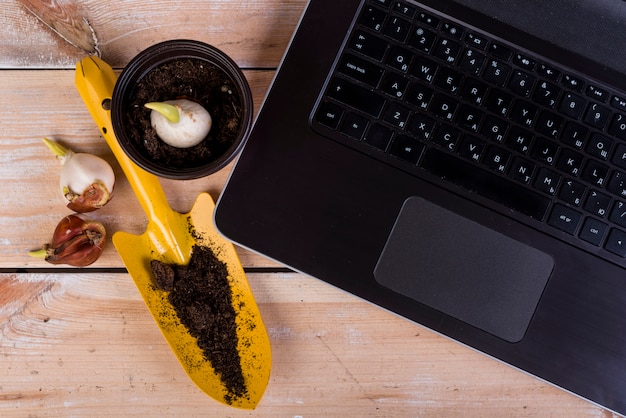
[0,1,619,416]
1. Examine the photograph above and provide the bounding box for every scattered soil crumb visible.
[150,245,246,403]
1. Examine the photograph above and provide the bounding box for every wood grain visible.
[0,69,279,269]
[16,0,99,55]
[2,0,307,69]
[0,272,610,417]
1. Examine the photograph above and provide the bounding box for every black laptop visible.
[214,0,626,414]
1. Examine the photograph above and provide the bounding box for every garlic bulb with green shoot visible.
[144,99,212,148]
[42,137,115,213]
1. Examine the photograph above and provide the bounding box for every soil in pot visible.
[124,58,243,170]
[150,245,247,403]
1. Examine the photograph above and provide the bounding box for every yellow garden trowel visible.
[75,56,271,409]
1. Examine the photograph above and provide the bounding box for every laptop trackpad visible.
[374,197,554,343]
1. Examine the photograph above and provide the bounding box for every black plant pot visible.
[111,39,253,180]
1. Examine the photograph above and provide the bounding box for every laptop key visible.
[338,53,384,87]
[579,218,608,246]
[483,146,511,174]
[406,83,433,110]
[534,80,560,109]
[537,63,561,81]
[584,189,611,217]
[390,134,424,164]
[509,157,535,184]
[483,59,511,87]
[563,74,585,93]
[548,203,582,235]
[457,135,486,162]
[432,125,461,150]
[482,115,509,144]
[534,167,560,196]
[612,143,626,169]
[381,71,409,98]
[608,113,626,140]
[561,122,588,149]
[466,33,488,50]
[410,56,438,82]
[384,102,411,129]
[408,26,437,53]
[417,11,439,28]
[604,228,626,257]
[485,88,513,117]
[386,46,413,73]
[340,112,369,140]
[349,30,388,61]
[559,179,586,207]
[393,1,416,18]
[407,112,436,140]
[509,70,536,97]
[459,48,486,76]
[316,101,344,129]
[435,67,463,94]
[558,92,587,119]
[489,42,512,60]
[586,84,610,102]
[433,38,461,64]
[384,16,412,42]
[531,137,558,165]
[611,95,626,112]
[556,148,584,177]
[327,78,386,117]
[581,159,609,188]
[361,6,388,32]
[460,78,488,106]
[513,53,536,70]
[535,110,563,139]
[365,123,393,151]
[442,22,464,39]
[421,148,550,219]
[583,103,611,130]
[609,200,626,228]
[586,133,613,161]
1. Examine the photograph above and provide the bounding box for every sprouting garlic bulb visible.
[145,99,212,148]
[42,138,115,213]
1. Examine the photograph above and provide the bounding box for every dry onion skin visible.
[29,214,106,267]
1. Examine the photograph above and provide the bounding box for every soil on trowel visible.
[125,58,243,170]
[150,245,246,403]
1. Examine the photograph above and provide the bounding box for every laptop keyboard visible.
[312,0,626,264]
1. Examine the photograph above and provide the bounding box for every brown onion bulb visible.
[29,214,106,267]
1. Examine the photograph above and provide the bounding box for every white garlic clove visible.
[145,99,212,148]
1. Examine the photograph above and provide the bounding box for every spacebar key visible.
[421,148,550,220]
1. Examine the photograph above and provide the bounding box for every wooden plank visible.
[0,69,280,269]
[1,0,307,69]
[0,272,611,416]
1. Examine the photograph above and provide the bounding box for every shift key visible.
[327,78,385,118]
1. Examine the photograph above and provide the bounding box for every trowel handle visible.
[75,56,170,224]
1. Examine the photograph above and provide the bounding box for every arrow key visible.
[604,228,626,257]
[548,203,582,235]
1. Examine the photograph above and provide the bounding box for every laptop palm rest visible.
[374,197,554,343]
